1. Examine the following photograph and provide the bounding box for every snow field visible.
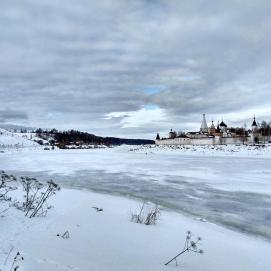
[1,188,270,271]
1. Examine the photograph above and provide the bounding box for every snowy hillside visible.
[0,128,38,149]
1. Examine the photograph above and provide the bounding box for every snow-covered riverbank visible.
[1,188,270,271]
[1,145,271,240]
[1,144,271,270]
[129,143,271,158]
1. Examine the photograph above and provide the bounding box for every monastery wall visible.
[220,136,249,145]
[156,137,214,145]
[156,136,252,145]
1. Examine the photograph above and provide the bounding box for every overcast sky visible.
[0,0,271,138]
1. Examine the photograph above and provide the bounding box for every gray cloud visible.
[0,0,271,137]
[0,109,28,123]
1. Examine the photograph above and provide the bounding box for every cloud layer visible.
[1,0,271,138]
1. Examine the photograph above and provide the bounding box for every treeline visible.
[228,127,248,136]
[53,130,104,145]
[257,121,271,136]
[103,137,155,145]
[35,129,154,146]
[228,120,271,136]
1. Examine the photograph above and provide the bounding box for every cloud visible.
[0,109,28,123]
[0,0,270,138]
[105,105,167,128]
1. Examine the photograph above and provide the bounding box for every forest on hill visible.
[35,129,154,147]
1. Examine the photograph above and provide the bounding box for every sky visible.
[0,0,271,138]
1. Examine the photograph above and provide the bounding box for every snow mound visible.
[0,128,38,149]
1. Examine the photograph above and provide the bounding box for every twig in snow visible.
[9,251,24,271]
[131,202,160,225]
[92,207,103,212]
[165,231,203,266]
[57,231,70,239]
[3,246,14,268]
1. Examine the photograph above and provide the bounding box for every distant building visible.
[155,114,265,145]
[168,129,177,139]
[200,114,208,133]
[251,117,259,143]
[209,120,216,135]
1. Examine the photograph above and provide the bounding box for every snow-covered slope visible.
[0,128,38,149]
[1,188,270,271]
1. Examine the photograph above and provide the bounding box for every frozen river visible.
[1,145,271,240]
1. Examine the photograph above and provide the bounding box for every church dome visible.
[220,120,227,127]
[210,120,215,130]
[252,117,257,127]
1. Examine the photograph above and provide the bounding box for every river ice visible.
[1,145,271,239]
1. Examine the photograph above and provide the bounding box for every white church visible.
[155,114,263,145]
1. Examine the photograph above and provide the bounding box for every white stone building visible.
[155,114,262,145]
